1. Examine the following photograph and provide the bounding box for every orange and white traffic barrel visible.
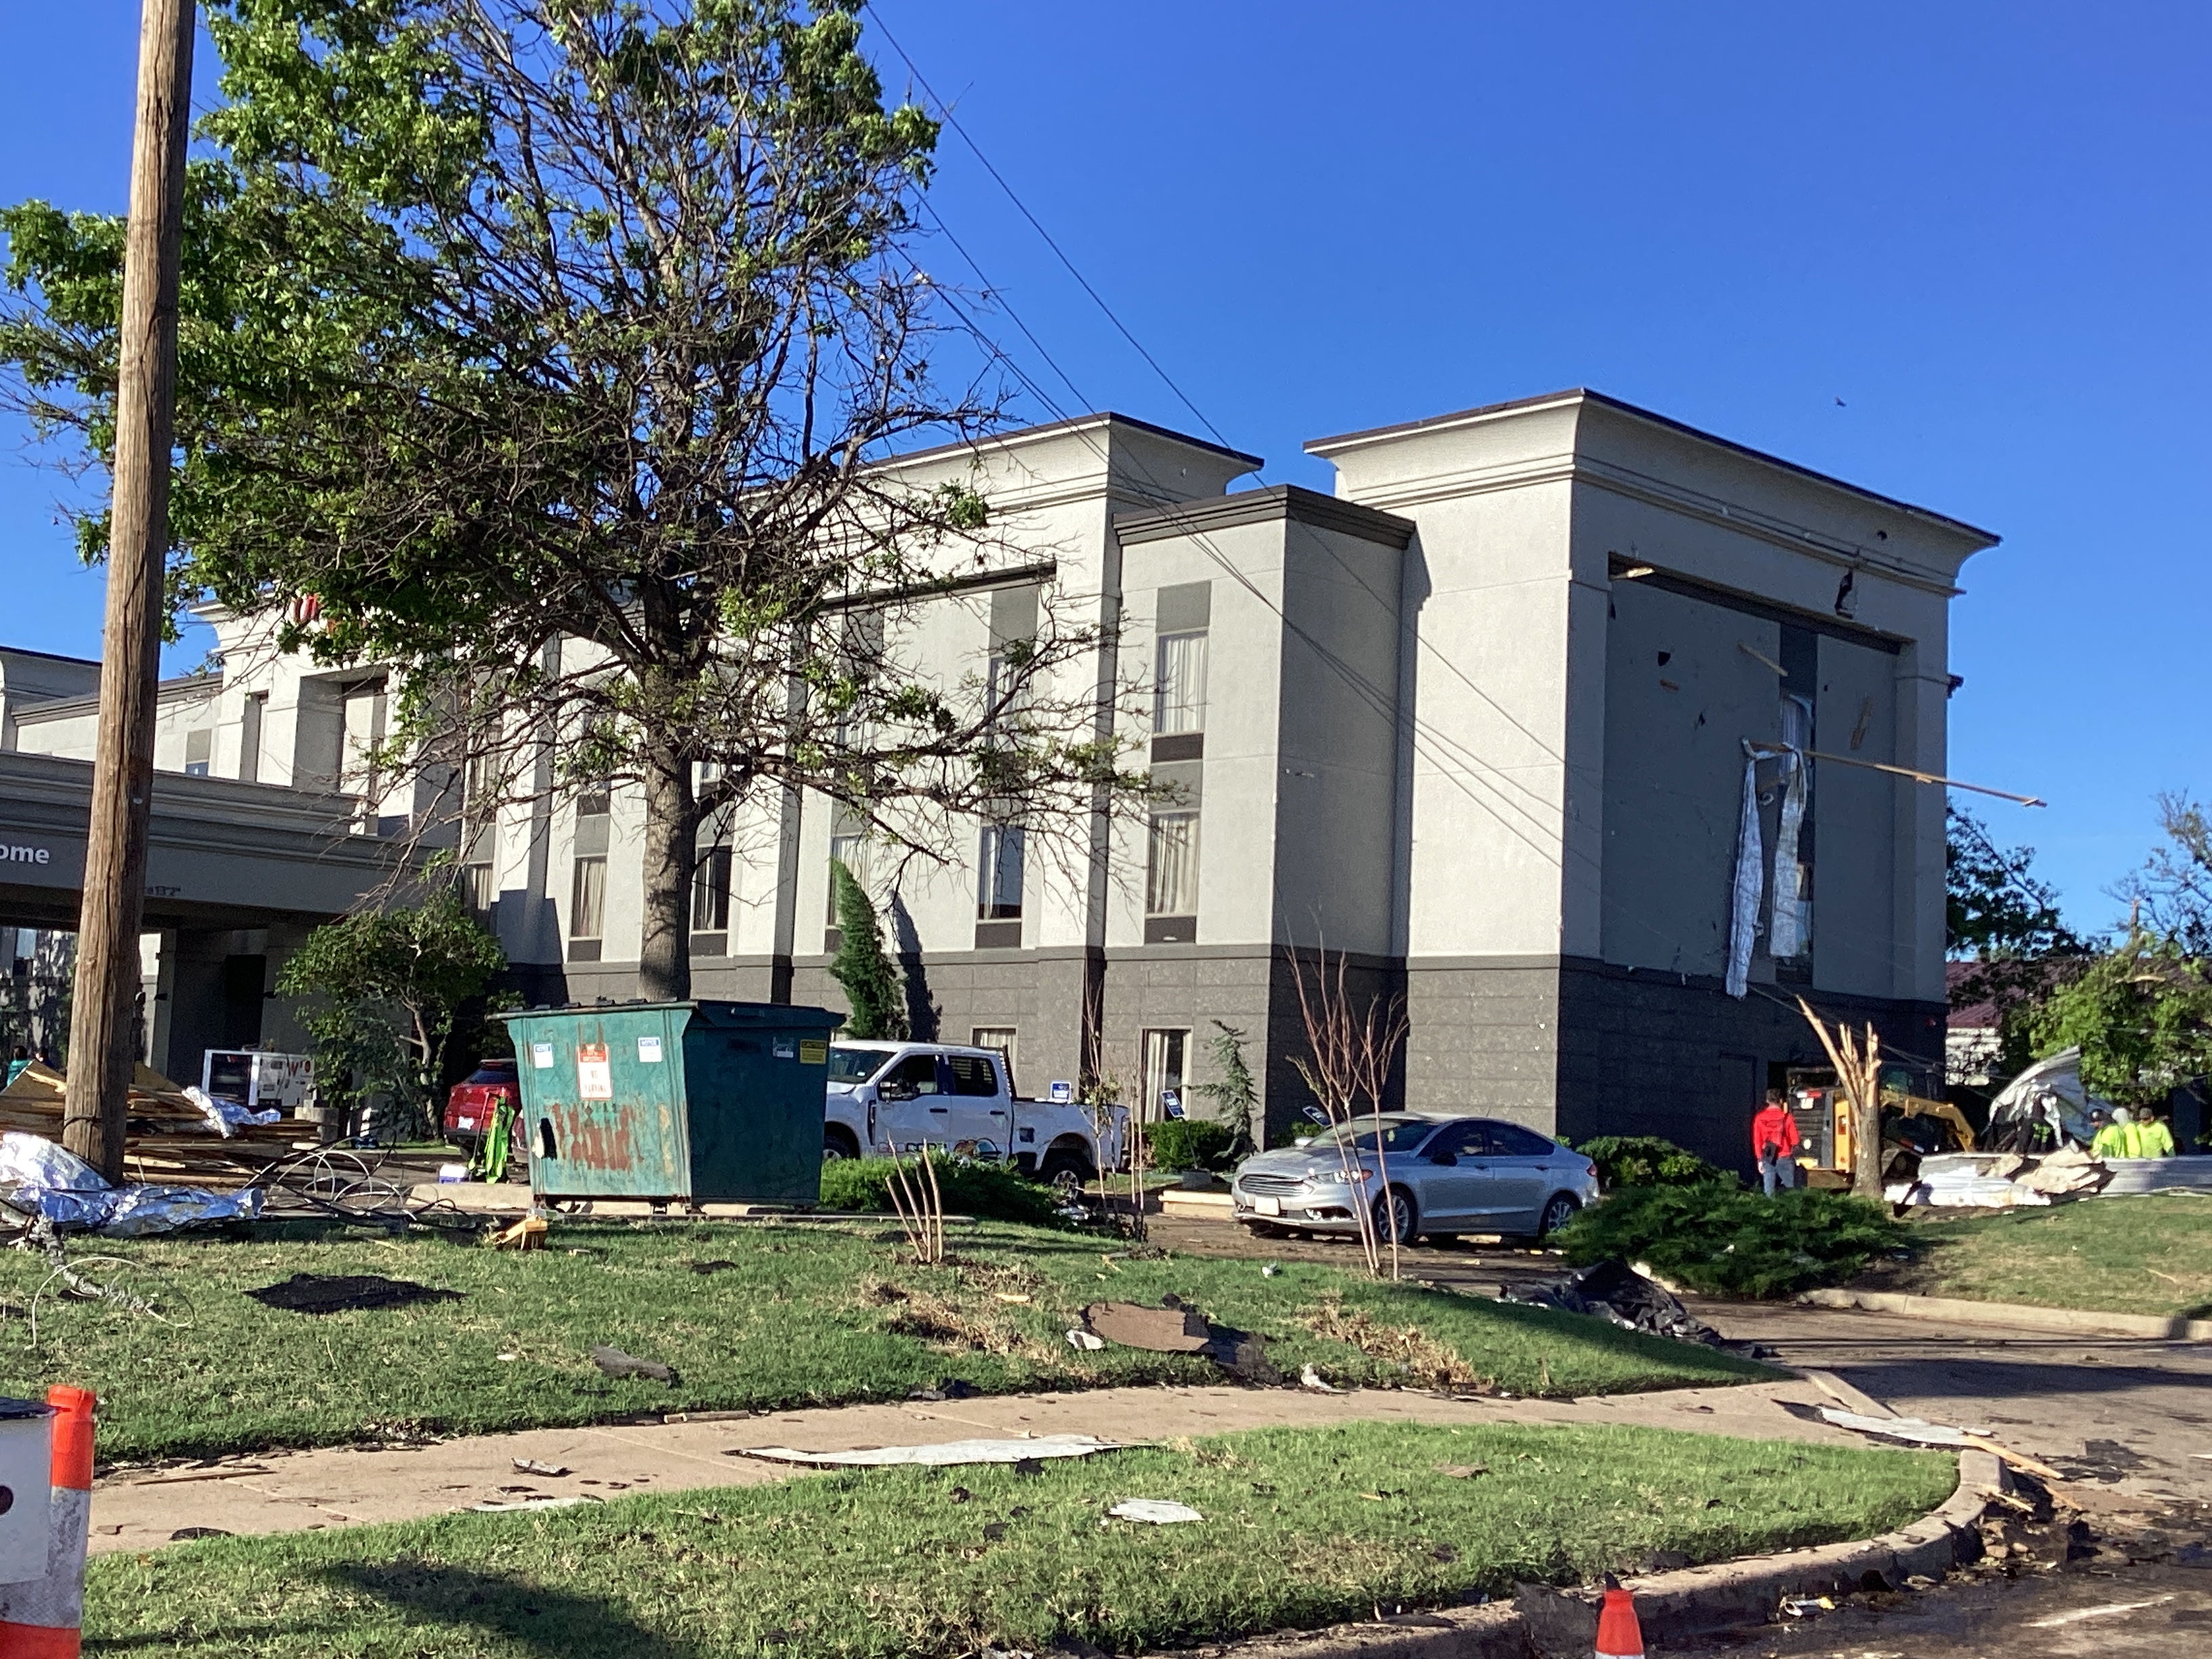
[0,1387,96,1658]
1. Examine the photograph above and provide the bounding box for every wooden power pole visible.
[62,0,197,1183]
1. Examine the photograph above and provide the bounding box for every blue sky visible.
[2,1,2205,934]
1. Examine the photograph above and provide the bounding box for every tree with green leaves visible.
[1946,802,2089,1075]
[275,890,507,1136]
[827,859,903,1040]
[2024,932,2212,1108]
[2,0,1145,1003]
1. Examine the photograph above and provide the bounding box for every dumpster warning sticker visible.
[799,1038,827,1065]
[637,1034,663,1063]
[530,1041,554,1069]
[577,1042,613,1099]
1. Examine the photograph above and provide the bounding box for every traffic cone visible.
[1594,1575,1644,1659]
[0,1387,96,1658]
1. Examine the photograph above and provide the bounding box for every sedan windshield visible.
[1303,1118,1436,1155]
[827,1046,890,1084]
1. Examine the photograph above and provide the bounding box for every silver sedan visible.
[1229,1113,1601,1245]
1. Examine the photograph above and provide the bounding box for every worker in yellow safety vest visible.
[2091,1107,2135,1159]
[2134,1107,2177,1159]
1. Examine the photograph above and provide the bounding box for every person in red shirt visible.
[1751,1088,1801,1197]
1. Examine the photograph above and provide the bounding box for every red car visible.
[443,1057,519,1152]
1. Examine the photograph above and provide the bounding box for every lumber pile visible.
[0,1061,306,1187]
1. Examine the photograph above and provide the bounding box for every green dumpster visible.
[498,1001,840,1206]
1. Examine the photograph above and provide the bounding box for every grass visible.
[83,1420,1954,1658]
[1858,1194,2212,1318]
[0,1219,1773,1465]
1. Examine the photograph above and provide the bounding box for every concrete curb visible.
[1799,1286,2212,1342]
[1202,1450,2006,1659]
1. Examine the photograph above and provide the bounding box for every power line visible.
[863,4,1246,464]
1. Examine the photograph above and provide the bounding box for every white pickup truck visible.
[822,1040,1124,1185]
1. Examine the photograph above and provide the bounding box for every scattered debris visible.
[689,1259,738,1275]
[245,1274,463,1315]
[1501,1258,1723,1347]
[906,1379,981,1401]
[1299,1365,1343,1393]
[591,1344,678,1384]
[493,1215,549,1251]
[1261,1263,1280,1278]
[1818,1406,2068,1481]
[168,1526,232,1542]
[2028,1595,2175,1629]
[991,1292,1031,1305]
[1080,1298,1281,1382]
[512,1458,569,1477]
[0,1132,265,1237]
[733,1435,1128,1469]
[469,1493,602,1513]
[1436,1462,1490,1479]
[1780,1595,1835,1617]
[1084,1300,1209,1353]
[1108,1499,1202,1524]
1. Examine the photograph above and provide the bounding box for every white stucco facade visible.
[1,392,1996,1167]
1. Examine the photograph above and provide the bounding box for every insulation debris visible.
[732,1435,1128,1469]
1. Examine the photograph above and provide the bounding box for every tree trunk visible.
[1851,1088,1885,1200]
[637,743,697,1002]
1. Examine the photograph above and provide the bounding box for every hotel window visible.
[977,825,1025,920]
[972,1029,1017,1092]
[569,855,606,960]
[182,728,212,777]
[827,810,871,926]
[1153,632,1208,735]
[692,843,733,933]
[1145,812,1200,918]
[1140,1028,1189,1124]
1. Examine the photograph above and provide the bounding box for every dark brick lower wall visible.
[1552,958,1946,1177]
[510,945,1945,1177]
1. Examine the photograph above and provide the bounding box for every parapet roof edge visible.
[0,644,102,670]
[884,410,1263,474]
[1115,483,1416,549]
[1305,388,2000,548]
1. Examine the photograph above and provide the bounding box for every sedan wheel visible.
[1537,1192,1580,1237]
[1372,1187,1416,1247]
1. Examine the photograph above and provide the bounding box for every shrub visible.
[1556,1185,1906,1299]
[1145,1118,1236,1172]
[1573,1134,1732,1193]
[816,1154,1069,1228]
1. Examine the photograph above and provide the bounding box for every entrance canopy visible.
[0,750,402,933]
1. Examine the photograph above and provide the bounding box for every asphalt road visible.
[1151,1210,2212,1655]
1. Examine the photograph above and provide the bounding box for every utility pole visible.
[62,0,197,1183]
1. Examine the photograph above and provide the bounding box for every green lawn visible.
[1,1220,1770,1465]
[1862,1195,2212,1317]
[83,1421,1952,1658]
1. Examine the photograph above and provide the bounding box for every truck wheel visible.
[823,1126,861,1163]
[1039,1143,1092,1190]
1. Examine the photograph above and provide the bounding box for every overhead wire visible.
[867,14,1950,1018]
[863,3,1241,459]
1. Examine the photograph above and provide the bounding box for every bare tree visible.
[1289,943,1408,1280]
[1797,998,1885,1200]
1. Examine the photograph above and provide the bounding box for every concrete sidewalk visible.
[90,1376,1858,1556]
